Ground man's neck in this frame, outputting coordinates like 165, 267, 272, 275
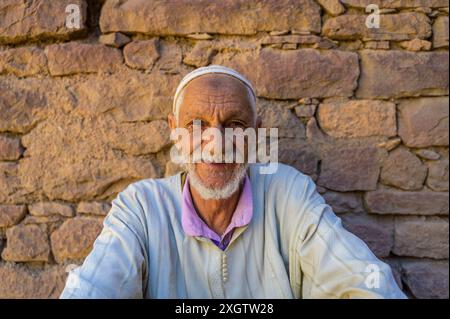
189, 182, 242, 236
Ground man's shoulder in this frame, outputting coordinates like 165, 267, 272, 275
106, 173, 183, 227
114, 173, 182, 206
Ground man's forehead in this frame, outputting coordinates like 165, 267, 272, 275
182, 73, 250, 96
182, 91, 249, 106
179, 74, 253, 115
179, 94, 252, 121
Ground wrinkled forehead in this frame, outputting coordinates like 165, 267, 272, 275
178, 74, 255, 120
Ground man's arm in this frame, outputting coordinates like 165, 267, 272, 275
60, 184, 148, 298
297, 206, 406, 298
282, 170, 406, 299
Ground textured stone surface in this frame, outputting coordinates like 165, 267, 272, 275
380, 147, 428, 190
415, 149, 441, 161
322, 191, 365, 214
342, 214, 393, 258
50, 217, 104, 263
107, 120, 172, 155
77, 201, 111, 216
377, 138, 402, 151
323, 13, 431, 41
400, 39, 432, 51
0, 47, 48, 76
22, 215, 64, 225
0, 263, 67, 298
0, 83, 48, 134
427, 159, 449, 192
184, 42, 218, 68
257, 100, 306, 138
294, 104, 316, 118
100, 0, 322, 35
278, 141, 319, 179
401, 260, 449, 299
153, 41, 184, 74
365, 187, 449, 215
317, 100, 396, 137
0, 205, 26, 228
365, 41, 390, 50
340, 0, 449, 8
124, 39, 160, 70
46, 43, 123, 76
0, 162, 20, 204
260, 48, 359, 98
357, 51, 449, 98
398, 97, 449, 148
19, 111, 160, 202
99, 32, 131, 48
29, 202, 75, 217
317, 146, 382, 191
261, 35, 322, 45
394, 217, 449, 259
0, 135, 22, 160
317, 0, 346, 16
433, 16, 449, 48
1, 224, 50, 262
69, 72, 180, 121
0, 0, 87, 44
257, 49, 359, 98
214, 48, 359, 99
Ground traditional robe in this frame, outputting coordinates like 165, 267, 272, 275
60, 163, 406, 299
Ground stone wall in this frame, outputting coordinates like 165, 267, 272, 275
0, 0, 448, 299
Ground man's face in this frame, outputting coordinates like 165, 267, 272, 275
169, 73, 259, 197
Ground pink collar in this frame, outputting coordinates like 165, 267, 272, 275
181, 174, 253, 249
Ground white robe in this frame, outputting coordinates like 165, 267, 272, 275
60, 163, 406, 299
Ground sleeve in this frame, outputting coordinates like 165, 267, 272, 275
290, 175, 406, 299
60, 184, 148, 299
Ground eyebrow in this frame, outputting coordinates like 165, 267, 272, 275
222, 108, 253, 123
181, 108, 253, 127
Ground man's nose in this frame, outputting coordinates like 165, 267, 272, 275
202, 124, 225, 142
201, 124, 227, 155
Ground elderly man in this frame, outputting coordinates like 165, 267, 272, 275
60, 65, 405, 299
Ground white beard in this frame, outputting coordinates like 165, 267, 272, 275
184, 163, 248, 200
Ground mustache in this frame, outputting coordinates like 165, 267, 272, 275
177, 149, 246, 164
201, 152, 225, 164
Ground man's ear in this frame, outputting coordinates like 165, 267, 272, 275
168, 113, 177, 130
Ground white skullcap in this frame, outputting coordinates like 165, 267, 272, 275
172, 65, 257, 118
